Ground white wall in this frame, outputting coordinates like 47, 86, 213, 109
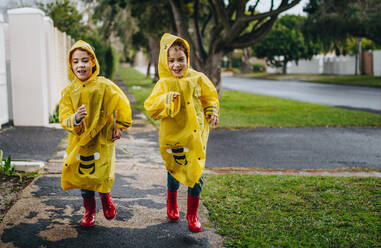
268, 54, 359, 75
8, 8, 49, 126
0, 14, 8, 127
288, 55, 323, 74
373, 50, 381, 76
44, 16, 56, 116
323, 55, 356, 75
4, 7, 73, 127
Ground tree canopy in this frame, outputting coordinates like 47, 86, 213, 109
303, 0, 381, 46
81, 0, 302, 91
38, 0, 87, 40
253, 15, 320, 74
168, 0, 301, 91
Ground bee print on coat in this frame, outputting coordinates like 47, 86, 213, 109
166, 147, 189, 166
76, 153, 100, 175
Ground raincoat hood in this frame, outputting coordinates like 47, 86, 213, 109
68, 40, 100, 83
158, 33, 190, 79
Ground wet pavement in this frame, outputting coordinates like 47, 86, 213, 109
0, 116, 224, 248
0, 126, 66, 162
206, 127, 381, 170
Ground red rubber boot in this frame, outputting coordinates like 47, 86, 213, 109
99, 193, 116, 220
186, 194, 202, 232
80, 197, 96, 227
167, 190, 180, 221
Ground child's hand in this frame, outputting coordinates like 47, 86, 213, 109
75, 104, 87, 122
112, 127, 123, 142
172, 92, 180, 101
206, 114, 218, 127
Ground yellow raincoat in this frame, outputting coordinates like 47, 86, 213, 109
144, 33, 219, 188
59, 40, 132, 193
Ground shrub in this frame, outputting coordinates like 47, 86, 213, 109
252, 63, 265, 72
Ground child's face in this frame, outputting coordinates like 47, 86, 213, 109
168, 47, 187, 77
71, 49, 92, 81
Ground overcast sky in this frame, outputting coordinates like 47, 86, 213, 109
0, 0, 309, 21
250, 0, 309, 16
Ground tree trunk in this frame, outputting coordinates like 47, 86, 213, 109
202, 52, 224, 94
282, 61, 287, 74
241, 48, 252, 74
146, 60, 151, 78
228, 53, 233, 71
147, 34, 160, 81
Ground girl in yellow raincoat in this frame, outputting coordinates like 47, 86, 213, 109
144, 33, 219, 232
59, 40, 132, 227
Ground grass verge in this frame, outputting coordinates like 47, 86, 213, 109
118, 65, 159, 126
240, 73, 381, 88
203, 174, 381, 248
219, 90, 381, 128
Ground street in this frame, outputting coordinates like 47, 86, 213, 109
206, 127, 381, 169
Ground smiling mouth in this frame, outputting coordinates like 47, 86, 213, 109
77, 69, 87, 74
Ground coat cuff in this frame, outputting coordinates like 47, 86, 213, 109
204, 106, 219, 117
72, 114, 84, 135
115, 120, 132, 129
166, 92, 181, 118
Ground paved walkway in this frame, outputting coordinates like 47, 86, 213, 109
0, 115, 224, 248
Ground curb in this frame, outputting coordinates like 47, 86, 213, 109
205, 168, 381, 178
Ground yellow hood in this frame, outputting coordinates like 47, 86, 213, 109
158, 33, 190, 79
68, 40, 100, 83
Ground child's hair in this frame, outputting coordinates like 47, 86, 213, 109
69, 47, 95, 63
169, 40, 188, 59
70, 47, 96, 74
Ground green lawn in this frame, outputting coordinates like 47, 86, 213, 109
203, 174, 381, 248
241, 73, 381, 88
118, 65, 158, 125
219, 90, 381, 128
118, 65, 154, 87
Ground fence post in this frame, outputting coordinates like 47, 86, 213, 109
8, 8, 49, 126
373, 50, 381, 76
0, 14, 9, 128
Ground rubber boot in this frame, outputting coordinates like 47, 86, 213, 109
99, 193, 116, 220
80, 197, 96, 227
186, 194, 202, 232
167, 190, 180, 221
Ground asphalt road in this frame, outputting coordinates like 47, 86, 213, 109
222, 76, 381, 113
0, 126, 67, 161
206, 127, 381, 169
2, 126, 380, 170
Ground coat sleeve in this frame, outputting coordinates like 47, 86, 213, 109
199, 74, 219, 117
144, 80, 181, 120
59, 88, 84, 135
108, 83, 132, 130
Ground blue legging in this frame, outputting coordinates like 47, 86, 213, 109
167, 172, 203, 197
81, 190, 95, 199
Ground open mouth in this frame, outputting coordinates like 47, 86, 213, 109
173, 69, 183, 74
77, 69, 87, 75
